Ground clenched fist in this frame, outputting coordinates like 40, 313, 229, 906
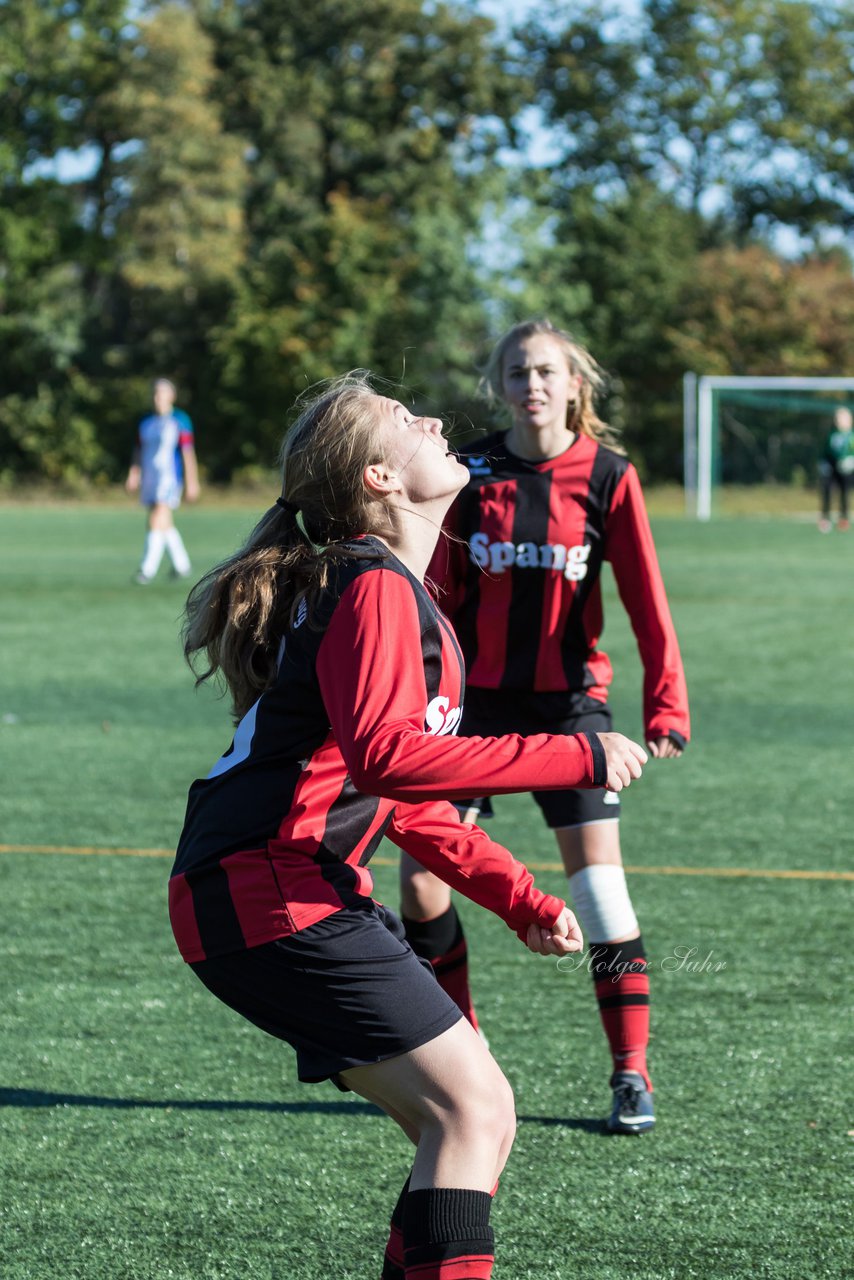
525, 906, 584, 956
596, 733, 648, 792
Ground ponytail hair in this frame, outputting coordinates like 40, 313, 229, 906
480, 318, 623, 452
183, 372, 391, 721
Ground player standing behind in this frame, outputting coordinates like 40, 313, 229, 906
401, 319, 690, 1135
169, 373, 647, 1279
817, 405, 854, 533
125, 377, 200, 583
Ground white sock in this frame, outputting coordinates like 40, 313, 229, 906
140, 531, 167, 579
568, 865, 639, 943
164, 527, 191, 574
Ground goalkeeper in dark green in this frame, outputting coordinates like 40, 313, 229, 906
818, 407, 854, 532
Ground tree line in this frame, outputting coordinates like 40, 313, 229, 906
2, 0, 853, 487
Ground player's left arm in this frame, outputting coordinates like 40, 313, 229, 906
605, 465, 690, 754
387, 799, 582, 953
177, 412, 200, 502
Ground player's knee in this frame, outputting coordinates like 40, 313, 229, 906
452, 1067, 516, 1149
400, 870, 451, 920
149, 505, 171, 531
483, 1074, 517, 1152
569, 863, 638, 941
497, 1080, 517, 1151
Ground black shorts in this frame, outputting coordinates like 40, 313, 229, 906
190, 901, 462, 1085
457, 687, 621, 830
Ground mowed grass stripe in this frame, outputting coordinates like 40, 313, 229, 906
1, 842, 851, 880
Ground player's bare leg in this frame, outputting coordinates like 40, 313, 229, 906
136, 501, 173, 583
342, 1019, 510, 1277
555, 820, 654, 1133
148, 500, 192, 578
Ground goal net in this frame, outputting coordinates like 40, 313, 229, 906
683, 375, 854, 519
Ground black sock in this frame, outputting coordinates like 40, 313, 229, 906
402, 906, 479, 1028
402, 1186, 494, 1278
381, 1175, 410, 1280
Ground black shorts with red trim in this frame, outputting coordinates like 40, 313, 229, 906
457, 687, 621, 830
189, 899, 463, 1085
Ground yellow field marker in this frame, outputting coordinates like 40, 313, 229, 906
0, 844, 851, 880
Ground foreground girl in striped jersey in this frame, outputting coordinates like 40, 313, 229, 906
170, 373, 647, 1279
402, 321, 690, 1135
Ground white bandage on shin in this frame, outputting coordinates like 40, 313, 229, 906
568, 864, 638, 943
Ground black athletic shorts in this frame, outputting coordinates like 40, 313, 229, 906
190, 899, 462, 1085
457, 687, 621, 830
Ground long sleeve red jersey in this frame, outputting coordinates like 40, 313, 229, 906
428, 433, 690, 744
169, 539, 608, 962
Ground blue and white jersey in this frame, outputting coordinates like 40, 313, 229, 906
138, 409, 194, 506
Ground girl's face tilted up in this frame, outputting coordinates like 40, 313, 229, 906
369, 397, 469, 507
501, 334, 582, 438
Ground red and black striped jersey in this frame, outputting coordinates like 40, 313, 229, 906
169, 539, 608, 962
428, 433, 690, 743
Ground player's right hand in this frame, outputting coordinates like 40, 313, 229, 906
596, 732, 647, 792
525, 907, 583, 956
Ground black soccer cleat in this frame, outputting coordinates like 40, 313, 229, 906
606, 1070, 655, 1134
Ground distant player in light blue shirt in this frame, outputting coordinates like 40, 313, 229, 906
126, 378, 201, 582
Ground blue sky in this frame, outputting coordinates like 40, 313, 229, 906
475, 0, 642, 30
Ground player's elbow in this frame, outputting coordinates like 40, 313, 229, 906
347, 758, 384, 796
347, 743, 396, 796
348, 737, 415, 798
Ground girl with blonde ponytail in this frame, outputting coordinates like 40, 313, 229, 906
402, 320, 690, 1137
169, 371, 646, 1278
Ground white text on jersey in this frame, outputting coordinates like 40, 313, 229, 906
424, 695, 462, 736
469, 532, 591, 581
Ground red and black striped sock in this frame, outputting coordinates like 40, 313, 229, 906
402, 906, 479, 1031
402, 1187, 494, 1279
589, 936, 652, 1088
381, 1176, 411, 1280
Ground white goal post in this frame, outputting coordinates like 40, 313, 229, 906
684, 374, 854, 520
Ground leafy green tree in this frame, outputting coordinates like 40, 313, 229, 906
0, 2, 249, 482
0, 0, 128, 482
87, 4, 249, 473
10, 0, 850, 488
669, 244, 854, 376
500, 0, 854, 479
522, 0, 854, 245
198, 0, 521, 471
108, 6, 247, 296
488, 176, 702, 478
558, 182, 702, 479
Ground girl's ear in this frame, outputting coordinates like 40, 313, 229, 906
364, 461, 402, 497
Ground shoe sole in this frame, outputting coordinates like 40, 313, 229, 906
606, 1117, 655, 1134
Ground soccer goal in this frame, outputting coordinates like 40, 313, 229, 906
683, 374, 854, 519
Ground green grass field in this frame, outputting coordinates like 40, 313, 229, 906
1, 500, 851, 1279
